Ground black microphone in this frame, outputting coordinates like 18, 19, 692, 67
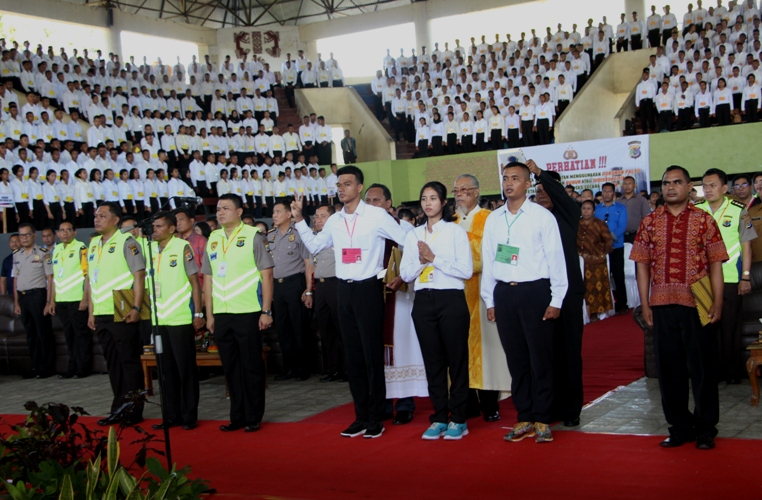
172, 196, 204, 204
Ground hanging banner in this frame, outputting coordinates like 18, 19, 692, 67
496, 135, 650, 196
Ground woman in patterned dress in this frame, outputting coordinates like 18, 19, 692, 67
577, 200, 614, 320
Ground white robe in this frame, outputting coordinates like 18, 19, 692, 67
384, 288, 429, 399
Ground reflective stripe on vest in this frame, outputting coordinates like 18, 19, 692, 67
88, 232, 134, 316
52, 240, 86, 302
150, 237, 193, 326
206, 223, 262, 314
697, 197, 742, 283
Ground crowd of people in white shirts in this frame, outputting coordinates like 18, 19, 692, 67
371, 0, 762, 155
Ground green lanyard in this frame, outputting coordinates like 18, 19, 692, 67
503, 210, 523, 244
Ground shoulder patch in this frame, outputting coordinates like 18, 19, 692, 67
731, 199, 746, 209
184, 247, 194, 262
128, 243, 140, 256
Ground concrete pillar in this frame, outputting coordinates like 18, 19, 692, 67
412, 2, 431, 54
107, 10, 123, 60
625, 0, 647, 19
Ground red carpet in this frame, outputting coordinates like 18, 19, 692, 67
7, 315, 755, 498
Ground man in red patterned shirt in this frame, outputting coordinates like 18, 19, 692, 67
176, 209, 207, 290
630, 165, 727, 451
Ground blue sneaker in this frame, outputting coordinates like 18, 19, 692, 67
422, 422, 448, 440
443, 422, 469, 440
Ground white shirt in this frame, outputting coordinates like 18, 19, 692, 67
399, 220, 473, 291
295, 200, 407, 281
480, 199, 568, 309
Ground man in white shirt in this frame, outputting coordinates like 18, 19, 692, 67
481, 162, 567, 444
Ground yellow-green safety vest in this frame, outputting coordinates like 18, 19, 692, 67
149, 236, 193, 326
88, 231, 135, 316
52, 240, 87, 302
697, 197, 743, 283
206, 222, 262, 314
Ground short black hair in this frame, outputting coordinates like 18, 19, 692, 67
218, 193, 243, 210
502, 161, 531, 180
366, 183, 392, 203
397, 207, 415, 221
663, 165, 691, 183
101, 201, 122, 219
154, 211, 177, 228
18, 222, 35, 234
336, 165, 364, 185
317, 204, 336, 215
703, 168, 728, 185
601, 182, 616, 191
733, 173, 752, 186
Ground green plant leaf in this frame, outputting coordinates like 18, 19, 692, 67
59, 474, 74, 500
118, 467, 138, 495
86, 456, 101, 500
150, 473, 176, 500
107, 426, 120, 477
145, 457, 167, 481
104, 472, 121, 500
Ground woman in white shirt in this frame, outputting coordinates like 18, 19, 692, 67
414, 117, 432, 158
488, 105, 505, 151
26, 166, 45, 230
10, 164, 31, 229
57, 169, 77, 223
144, 168, 160, 213
505, 106, 521, 148
249, 169, 263, 219
42, 169, 63, 230
459, 112, 474, 153
473, 110, 489, 151
240, 168, 254, 217
399, 180, 473, 441
90, 169, 105, 207
519, 95, 536, 146
117, 168, 134, 215
156, 168, 169, 208
0, 168, 11, 229
129, 168, 146, 220
73, 167, 95, 227
430, 113, 445, 156
167, 166, 192, 209
713, 77, 734, 125
261, 168, 273, 217
216, 168, 231, 196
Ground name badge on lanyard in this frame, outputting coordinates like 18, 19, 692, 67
217, 261, 228, 277
342, 248, 361, 264
496, 243, 520, 265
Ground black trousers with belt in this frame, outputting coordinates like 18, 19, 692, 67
411, 289, 470, 424
95, 315, 144, 416
337, 277, 386, 423
57, 300, 92, 376
521, 121, 534, 146
214, 312, 265, 425
536, 118, 551, 145
273, 273, 308, 376
158, 324, 200, 426
550, 292, 584, 422
648, 29, 661, 48
494, 279, 554, 424
19, 288, 54, 374
609, 246, 628, 312
745, 99, 759, 122
314, 277, 343, 375
652, 305, 718, 440
630, 34, 643, 50
719, 282, 744, 381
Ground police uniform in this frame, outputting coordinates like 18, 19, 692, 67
13, 244, 54, 376
313, 243, 344, 380
52, 239, 91, 378
696, 197, 757, 382
149, 236, 200, 427
201, 223, 274, 428
88, 231, 147, 418
267, 225, 312, 379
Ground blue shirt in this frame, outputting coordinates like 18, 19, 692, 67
1, 254, 15, 295
594, 201, 628, 249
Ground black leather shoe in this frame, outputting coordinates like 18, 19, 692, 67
564, 418, 581, 427
660, 435, 694, 448
393, 410, 414, 425
151, 422, 179, 430
182, 423, 198, 430
244, 423, 261, 433
220, 422, 244, 432
275, 371, 294, 381
59, 372, 75, 379
483, 411, 501, 423
97, 415, 119, 426
320, 372, 340, 382
696, 436, 715, 450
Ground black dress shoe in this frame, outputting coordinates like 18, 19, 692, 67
220, 422, 244, 432
244, 423, 261, 433
275, 371, 294, 381
182, 422, 198, 430
660, 435, 694, 448
320, 372, 340, 382
696, 436, 715, 450
564, 418, 581, 427
151, 421, 179, 430
59, 372, 75, 379
483, 411, 501, 423
97, 415, 118, 426
393, 410, 414, 425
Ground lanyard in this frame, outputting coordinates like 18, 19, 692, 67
344, 213, 359, 247
422, 224, 441, 244
503, 210, 523, 244
220, 223, 244, 257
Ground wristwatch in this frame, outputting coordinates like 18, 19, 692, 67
305, 292, 313, 296
132, 306, 142, 313
743, 271, 751, 276
194, 312, 204, 318
262, 310, 273, 316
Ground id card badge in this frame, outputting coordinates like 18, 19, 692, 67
342, 248, 362, 264
58, 267, 64, 278
496, 243, 520, 266
92, 268, 99, 283
419, 265, 435, 283
217, 262, 228, 277
154, 282, 162, 298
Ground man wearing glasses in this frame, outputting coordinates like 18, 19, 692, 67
12, 223, 55, 379
594, 182, 629, 314
731, 174, 755, 209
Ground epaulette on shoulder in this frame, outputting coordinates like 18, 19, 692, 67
730, 199, 746, 209
267, 227, 276, 233
694, 199, 708, 206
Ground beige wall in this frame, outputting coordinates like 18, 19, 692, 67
295, 88, 395, 162
555, 49, 654, 143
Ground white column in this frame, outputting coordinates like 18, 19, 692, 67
625, 0, 647, 19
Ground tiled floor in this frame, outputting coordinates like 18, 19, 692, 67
1, 372, 760, 439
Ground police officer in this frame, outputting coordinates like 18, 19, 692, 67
13, 222, 55, 379
696, 168, 757, 384
268, 199, 313, 381
87, 202, 147, 426
202, 193, 274, 432
50, 220, 91, 379
148, 212, 204, 431
313, 204, 345, 382
120, 216, 152, 346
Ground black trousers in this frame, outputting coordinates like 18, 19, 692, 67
652, 305, 719, 440
214, 312, 265, 425
609, 246, 628, 312
490, 129, 503, 150
95, 315, 144, 416
648, 29, 661, 48
577, 73, 587, 89
550, 292, 584, 422
616, 38, 629, 52
661, 29, 672, 46
719, 282, 744, 381
79, 202, 94, 228
158, 324, 199, 426
466, 389, 499, 416
716, 103, 731, 125
57, 301, 92, 375
475, 132, 486, 151
461, 135, 473, 153
411, 289, 470, 424
507, 128, 520, 148
698, 107, 711, 128
558, 100, 570, 116
415, 139, 429, 158
63, 202, 76, 225
337, 278, 386, 422
19, 288, 54, 374
631, 34, 643, 50
494, 279, 554, 424
14, 202, 30, 229
315, 277, 343, 374
521, 121, 534, 146
536, 118, 551, 145
745, 100, 759, 122
393, 113, 405, 141
48, 203, 63, 231
658, 110, 673, 131
430, 136, 443, 156
273, 273, 308, 375
446, 133, 458, 155
676, 108, 693, 130
135, 200, 146, 222
32, 199, 46, 231
285, 84, 295, 108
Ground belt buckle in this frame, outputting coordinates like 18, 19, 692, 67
509, 282, 518, 286
277, 278, 284, 283
319, 278, 325, 283
347, 280, 354, 284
